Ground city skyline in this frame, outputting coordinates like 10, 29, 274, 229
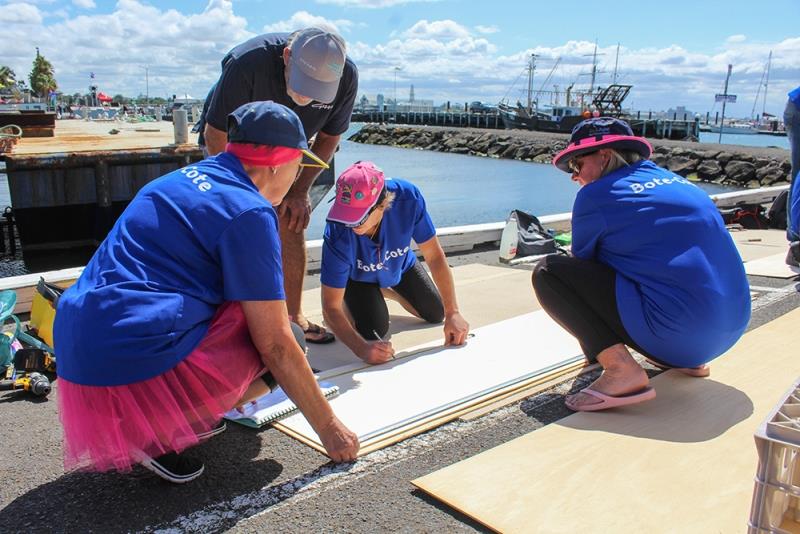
1, 0, 798, 116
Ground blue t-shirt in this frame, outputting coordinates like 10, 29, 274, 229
321, 179, 436, 288
54, 153, 285, 386
571, 160, 750, 367
789, 86, 800, 105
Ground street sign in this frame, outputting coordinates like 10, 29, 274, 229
715, 94, 737, 103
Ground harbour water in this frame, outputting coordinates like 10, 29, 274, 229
305, 125, 739, 239
0, 124, 745, 248
698, 131, 789, 150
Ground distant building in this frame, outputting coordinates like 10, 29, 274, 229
356, 93, 433, 113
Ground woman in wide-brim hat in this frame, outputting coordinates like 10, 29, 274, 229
533, 117, 750, 412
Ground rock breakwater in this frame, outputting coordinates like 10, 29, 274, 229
349, 124, 792, 188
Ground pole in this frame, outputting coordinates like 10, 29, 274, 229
612, 42, 620, 84
145, 67, 149, 108
763, 50, 771, 118
393, 66, 400, 119
718, 64, 732, 144
526, 54, 536, 113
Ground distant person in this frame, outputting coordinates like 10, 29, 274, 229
201, 28, 359, 345
532, 117, 750, 412
784, 85, 800, 266
193, 83, 216, 156
55, 101, 359, 483
320, 161, 469, 364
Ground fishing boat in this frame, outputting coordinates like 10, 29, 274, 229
497, 48, 696, 140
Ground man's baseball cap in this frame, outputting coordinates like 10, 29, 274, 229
327, 161, 386, 227
287, 28, 346, 104
226, 101, 328, 168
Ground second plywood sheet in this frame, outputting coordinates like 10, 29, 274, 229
412, 308, 800, 534
276, 310, 583, 453
745, 252, 800, 278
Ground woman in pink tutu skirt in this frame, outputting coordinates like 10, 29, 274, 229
54, 101, 359, 483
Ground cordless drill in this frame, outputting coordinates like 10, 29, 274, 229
0, 372, 51, 397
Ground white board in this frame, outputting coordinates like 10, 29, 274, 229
277, 310, 583, 449
745, 252, 800, 278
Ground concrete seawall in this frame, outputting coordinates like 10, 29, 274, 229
349, 124, 792, 188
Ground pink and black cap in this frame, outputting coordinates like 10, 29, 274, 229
327, 161, 386, 227
552, 117, 652, 172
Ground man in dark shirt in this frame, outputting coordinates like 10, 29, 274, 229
202, 28, 358, 343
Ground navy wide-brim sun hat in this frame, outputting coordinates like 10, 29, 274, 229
552, 117, 653, 172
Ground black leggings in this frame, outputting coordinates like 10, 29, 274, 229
531, 254, 657, 364
345, 261, 445, 340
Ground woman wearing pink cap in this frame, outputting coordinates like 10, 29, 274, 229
533, 117, 749, 412
54, 101, 358, 483
320, 161, 470, 364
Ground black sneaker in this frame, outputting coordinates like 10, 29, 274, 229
196, 420, 226, 441
142, 452, 204, 484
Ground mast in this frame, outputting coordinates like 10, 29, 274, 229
612, 42, 620, 84
719, 64, 732, 144
589, 41, 598, 95
526, 54, 537, 113
763, 50, 772, 118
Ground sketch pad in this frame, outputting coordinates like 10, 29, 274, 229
412, 308, 800, 534
274, 310, 584, 455
224, 382, 339, 428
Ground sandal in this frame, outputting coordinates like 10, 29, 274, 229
645, 358, 710, 378
302, 321, 336, 344
565, 386, 656, 412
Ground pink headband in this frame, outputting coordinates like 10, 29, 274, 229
225, 143, 302, 167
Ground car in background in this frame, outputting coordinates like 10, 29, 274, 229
469, 101, 497, 114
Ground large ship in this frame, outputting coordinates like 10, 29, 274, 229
498, 50, 698, 140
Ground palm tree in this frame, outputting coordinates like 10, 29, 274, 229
0, 66, 16, 90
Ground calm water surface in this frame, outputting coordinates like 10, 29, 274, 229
0, 125, 751, 243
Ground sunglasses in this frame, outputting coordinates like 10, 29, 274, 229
344, 187, 388, 228
299, 149, 330, 169
567, 151, 598, 174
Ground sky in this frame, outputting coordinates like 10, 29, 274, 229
1, 0, 799, 117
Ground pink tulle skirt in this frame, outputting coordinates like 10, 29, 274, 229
58, 301, 266, 473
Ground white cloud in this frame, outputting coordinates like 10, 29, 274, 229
726, 34, 747, 43
401, 19, 471, 39
474, 25, 499, 34
2, 7, 797, 114
315, 0, 440, 7
0, 3, 43, 25
262, 10, 354, 35
72, 0, 95, 8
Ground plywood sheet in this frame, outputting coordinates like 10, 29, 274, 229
412, 308, 800, 534
276, 310, 583, 454
732, 229, 790, 263
745, 252, 800, 278
302, 263, 539, 372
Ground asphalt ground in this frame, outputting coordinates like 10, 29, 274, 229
0, 246, 797, 533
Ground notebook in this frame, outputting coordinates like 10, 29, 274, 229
224, 381, 339, 428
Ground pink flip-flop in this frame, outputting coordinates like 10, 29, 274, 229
565, 386, 656, 412
645, 358, 711, 378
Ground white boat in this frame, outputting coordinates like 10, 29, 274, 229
706, 121, 759, 135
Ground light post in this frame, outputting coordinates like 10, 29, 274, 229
141, 66, 149, 109
393, 66, 401, 120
